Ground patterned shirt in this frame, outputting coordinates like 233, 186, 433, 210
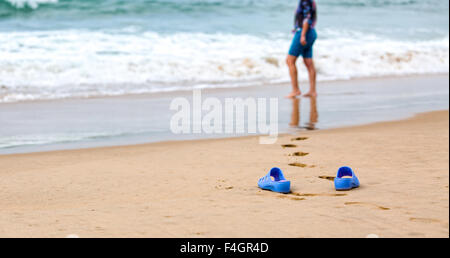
295, 0, 317, 30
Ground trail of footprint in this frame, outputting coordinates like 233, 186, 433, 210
282, 144, 297, 148
291, 137, 309, 141
345, 202, 390, 210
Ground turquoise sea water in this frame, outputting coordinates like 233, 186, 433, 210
1, 0, 448, 39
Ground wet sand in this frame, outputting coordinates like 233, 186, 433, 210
0, 110, 448, 238
1, 74, 448, 154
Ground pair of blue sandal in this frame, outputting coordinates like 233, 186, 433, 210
258, 166, 360, 193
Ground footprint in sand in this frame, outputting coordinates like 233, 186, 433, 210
344, 202, 390, 210
289, 162, 308, 168
318, 176, 335, 181
408, 232, 426, 237
277, 195, 305, 201
291, 137, 309, 141
282, 144, 297, 148
276, 192, 346, 201
291, 192, 347, 197
409, 217, 441, 224
289, 152, 309, 157
289, 163, 316, 168
215, 185, 234, 190
215, 180, 234, 190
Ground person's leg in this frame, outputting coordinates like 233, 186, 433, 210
303, 58, 317, 97
286, 30, 302, 98
286, 55, 301, 98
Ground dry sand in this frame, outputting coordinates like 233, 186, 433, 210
0, 110, 448, 238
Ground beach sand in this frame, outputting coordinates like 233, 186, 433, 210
0, 110, 448, 238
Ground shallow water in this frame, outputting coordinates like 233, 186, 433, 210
0, 75, 448, 154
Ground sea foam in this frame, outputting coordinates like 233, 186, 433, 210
5, 0, 58, 9
0, 29, 448, 103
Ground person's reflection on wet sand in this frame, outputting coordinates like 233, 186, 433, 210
289, 97, 301, 128
288, 96, 318, 130
305, 96, 318, 130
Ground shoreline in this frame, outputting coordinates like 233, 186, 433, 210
1, 109, 448, 157
0, 74, 449, 155
0, 110, 448, 237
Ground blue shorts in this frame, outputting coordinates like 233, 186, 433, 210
288, 28, 317, 59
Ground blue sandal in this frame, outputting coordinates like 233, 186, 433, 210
258, 167, 291, 193
334, 166, 360, 191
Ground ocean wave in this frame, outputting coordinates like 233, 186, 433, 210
3, 0, 445, 11
0, 130, 137, 149
325, 0, 418, 7
4, 0, 58, 9
0, 29, 448, 103
1, 0, 289, 13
